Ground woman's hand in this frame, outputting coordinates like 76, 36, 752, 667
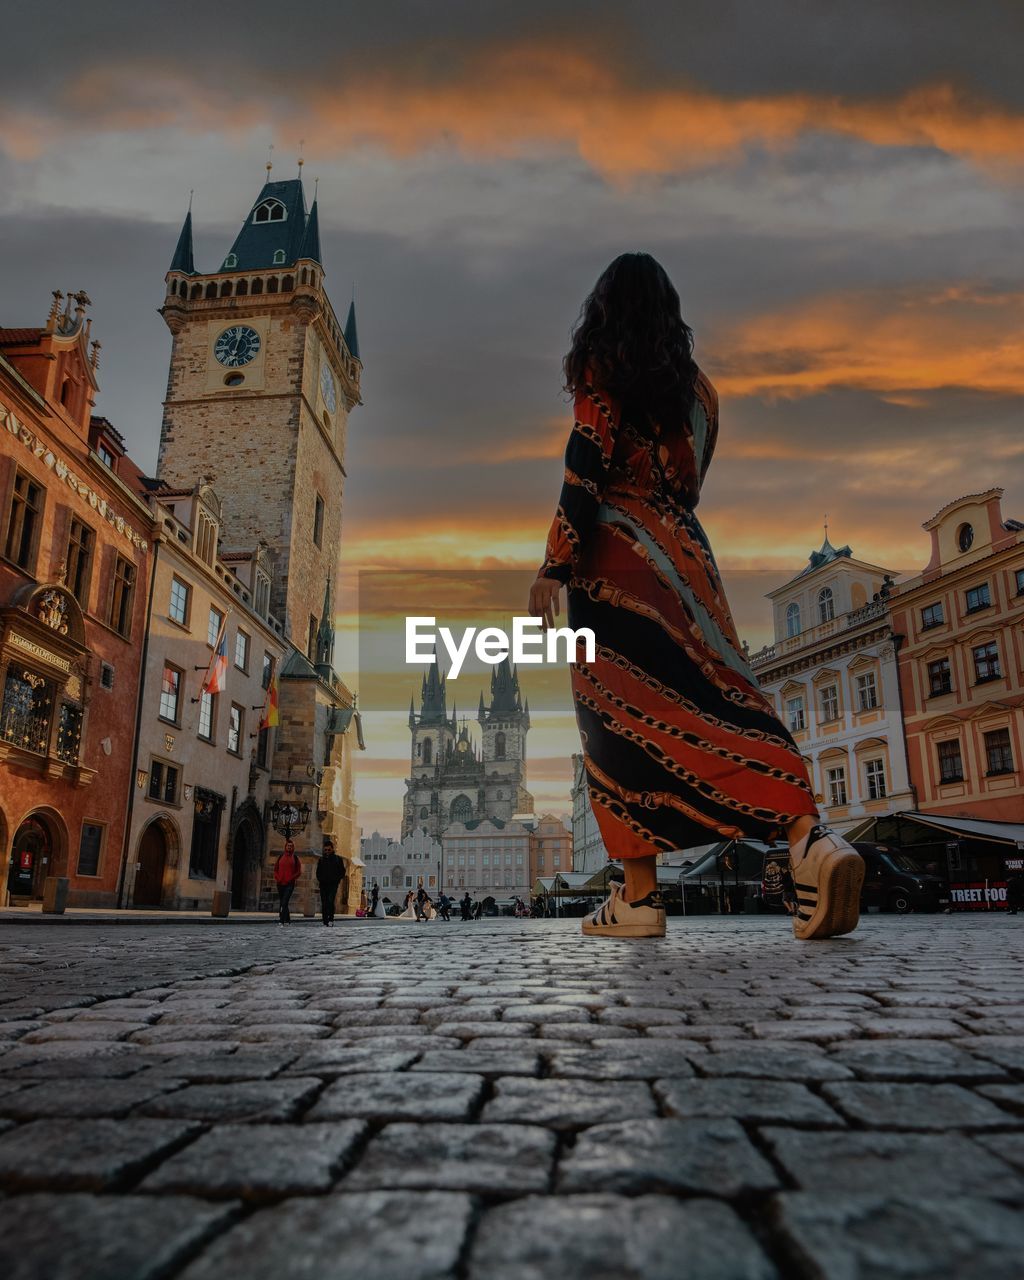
528, 576, 562, 630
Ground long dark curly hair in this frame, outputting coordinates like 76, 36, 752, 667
564, 252, 698, 435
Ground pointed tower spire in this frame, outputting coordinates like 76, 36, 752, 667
299, 198, 322, 264
344, 298, 360, 361
315, 575, 335, 677
477, 690, 486, 722
420, 661, 448, 724
408, 694, 416, 728
169, 205, 195, 275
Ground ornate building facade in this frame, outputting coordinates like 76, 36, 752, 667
155, 173, 365, 907
402, 657, 533, 840
888, 489, 1024, 822
361, 827, 442, 903
0, 294, 156, 906
748, 536, 914, 832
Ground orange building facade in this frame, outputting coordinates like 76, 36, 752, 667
0, 292, 155, 907
888, 489, 1024, 823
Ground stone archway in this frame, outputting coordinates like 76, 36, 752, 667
230, 808, 264, 911
8, 811, 66, 902
133, 817, 178, 908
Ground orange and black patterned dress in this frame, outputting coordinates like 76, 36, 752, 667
539, 370, 817, 860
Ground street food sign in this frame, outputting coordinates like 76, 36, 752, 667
948, 881, 1008, 910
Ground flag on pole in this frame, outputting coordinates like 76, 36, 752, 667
202, 616, 229, 696
260, 670, 280, 730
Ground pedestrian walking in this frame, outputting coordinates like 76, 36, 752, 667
316, 838, 345, 927
415, 884, 429, 921
529, 253, 864, 940
460, 892, 472, 921
273, 839, 302, 925
438, 893, 451, 921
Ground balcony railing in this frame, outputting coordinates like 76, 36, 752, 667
749, 598, 887, 671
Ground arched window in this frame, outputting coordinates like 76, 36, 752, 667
219, 281, 233, 297
236, 279, 248, 297
251, 278, 263, 296
272, 249, 286, 265
267, 277, 279, 293
786, 603, 801, 638
300, 268, 309, 285
419, 806, 428, 819
818, 587, 835, 623
422, 739, 432, 765
190, 284, 202, 301
205, 282, 217, 299
178, 280, 188, 297
253, 200, 286, 224
282, 275, 294, 291
450, 794, 472, 824
494, 731, 506, 759
223, 253, 238, 269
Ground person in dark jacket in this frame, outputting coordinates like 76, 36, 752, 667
460, 892, 472, 921
316, 839, 346, 927
274, 840, 303, 924
1007, 873, 1024, 916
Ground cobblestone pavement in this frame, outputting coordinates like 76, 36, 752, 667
1, 914, 1023, 1279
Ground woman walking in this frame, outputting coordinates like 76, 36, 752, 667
273, 839, 303, 925
529, 253, 863, 941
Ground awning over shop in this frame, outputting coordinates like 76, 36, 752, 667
846, 811, 1024, 849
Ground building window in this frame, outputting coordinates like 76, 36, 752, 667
495, 731, 506, 759
77, 823, 105, 877
234, 629, 250, 672
786, 697, 805, 732
169, 577, 190, 625
553, 855, 561, 869
195, 509, 217, 566
313, 494, 325, 548
957, 523, 974, 553
207, 606, 224, 648
256, 726, 270, 768
148, 759, 180, 804
516, 852, 523, 865
1016, 568, 1024, 596
97, 443, 114, 468
108, 555, 135, 638
56, 703, 82, 764
972, 641, 1002, 683
785, 602, 801, 638
254, 572, 270, 618
273, 249, 287, 265
422, 739, 432, 765
159, 663, 182, 723
307, 615, 317, 661
855, 671, 878, 712
223, 253, 238, 268
254, 199, 286, 223
3, 471, 44, 572
262, 651, 275, 690
188, 790, 223, 879
928, 658, 952, 697
820, 684, 840, 722
1, 669, 54, 755
198, 690, 216, 742
937, 739, 964, 784
818, 587, 835, 624
965, 583, 991, 614
227, 704, 243, 755
865, 758, 887, 800
921, 602, 944, 630
984, 728, 1014, 776
826, 765, 848, 807
65, 518, 94, 607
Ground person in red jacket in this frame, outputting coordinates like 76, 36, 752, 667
274, 839, 303, 924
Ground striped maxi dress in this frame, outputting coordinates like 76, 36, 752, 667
539, 370, 818, 860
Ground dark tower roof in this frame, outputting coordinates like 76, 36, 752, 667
419, 663, 448, 724
488, 656, 523, 717
344, 300, 360, 361
298, 198, 322, 264
169, 208, 195, 275
224, 178, 313, 271
315, 576, 335, 678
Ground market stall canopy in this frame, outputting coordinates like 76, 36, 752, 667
846, 811, 1024, 848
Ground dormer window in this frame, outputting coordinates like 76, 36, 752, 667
253, 200, 286, 224
272, 249, 286, 265
223, 253, 238, 269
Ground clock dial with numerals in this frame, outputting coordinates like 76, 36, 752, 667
320, 363, 337, 414
214, 325, 261, 368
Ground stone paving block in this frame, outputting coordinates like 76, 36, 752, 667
762, 1127, 1024, 1198
20, 1022, 150, 1043
306, 1071, 484, 1123
0, 1192, 238, 1280
178, 1190, 474, 1280
655, 1077, 841, 1125
0, 1077, 183, 1120
137, 1078, 322, 1123
976, 1084, 1024, 1116
860, 1016, 967, 1039
413, 1048, 542, 1076
974, 1132, 1024, 1175
291, 1045, 420, 1076
749, 1019, 860, 1041
482, 1077, 655, 1129
0, 1042, 141, 1068
821, 1082, 1019, 1131
558, 1118, 779, 1196
421, 1020, 529, 1041
829, 1040, 1007, 1082
698, 1047, 854, 1081
0, 1118, 200, 1190
598, 1006, 689, 1027
0, 1021, 49, 1038
536, 1023, 638, 1041
129, 1024, 242, 1044
135, 1050, 299, 1082
134, 1040, 242, 1057
500, 1004, 591, 1023
468, 1194, 777, 1280
654, 1024, 750, 1041
547, 1044, 696, 1080
142, 1121, 366, 1199
771, 1192, 1024, 1280
346, 1122, 556, 1193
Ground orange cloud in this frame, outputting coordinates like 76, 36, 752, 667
13, 47, 1024, 179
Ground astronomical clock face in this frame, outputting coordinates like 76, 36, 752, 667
319, 363, 337, 414
214, 325, 261, 367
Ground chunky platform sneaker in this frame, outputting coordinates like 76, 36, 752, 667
582, 882, 666, 938
790, 824, 865, 940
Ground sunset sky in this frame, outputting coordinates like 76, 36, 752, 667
3, 1, 1023, 833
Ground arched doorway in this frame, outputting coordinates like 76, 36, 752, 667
9, 814, 60, 901
230, 814, 263, 911
134, 820, 170, 907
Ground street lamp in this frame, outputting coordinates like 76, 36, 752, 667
270, 799, 311, 840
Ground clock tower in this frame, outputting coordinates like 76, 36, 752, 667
157, 173, 361, 642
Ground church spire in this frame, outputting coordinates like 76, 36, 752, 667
169, 205, 195, 275
489, 654, 523, 717
344, 299, 360, 361
314, 575, 335, 677
419, 661, 448, 724
298, 198, 322, 264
